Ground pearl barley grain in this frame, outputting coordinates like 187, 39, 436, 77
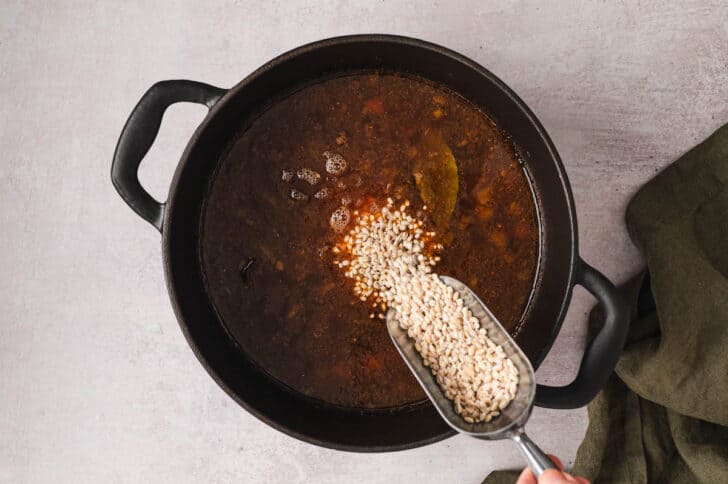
335, 199, 519, 423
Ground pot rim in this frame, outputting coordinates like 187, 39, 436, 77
161, 34, 578, 451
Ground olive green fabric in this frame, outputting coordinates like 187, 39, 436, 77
484, 123, 728, 483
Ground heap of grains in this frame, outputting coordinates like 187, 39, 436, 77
334, 199, 519, 423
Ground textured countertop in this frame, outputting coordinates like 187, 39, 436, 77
1, 1, 727, 482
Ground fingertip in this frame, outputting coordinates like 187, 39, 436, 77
539, 469, 572, 483
547, 454, 564, 470
515, 467, 537, 484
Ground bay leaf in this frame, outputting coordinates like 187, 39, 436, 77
413, 129, 459, 228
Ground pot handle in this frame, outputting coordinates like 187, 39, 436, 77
111, 80, 227, 232
535, 258, 630, 408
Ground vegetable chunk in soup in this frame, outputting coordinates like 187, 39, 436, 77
201, 73, 539, 409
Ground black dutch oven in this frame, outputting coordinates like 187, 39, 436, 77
112, 35, 629, 451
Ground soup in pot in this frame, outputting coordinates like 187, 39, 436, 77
201, 73, 539, 409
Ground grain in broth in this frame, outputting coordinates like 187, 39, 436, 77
201, 73, 538, 409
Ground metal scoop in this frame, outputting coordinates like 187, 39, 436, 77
386, 275, 557, 477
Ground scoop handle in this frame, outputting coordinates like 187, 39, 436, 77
510, 429, 558, 477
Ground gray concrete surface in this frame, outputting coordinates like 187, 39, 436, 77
1, 1, 727, 482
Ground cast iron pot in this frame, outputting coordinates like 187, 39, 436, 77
111, 35, 629, 451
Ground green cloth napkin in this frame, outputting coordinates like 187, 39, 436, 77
484, 123, 728, 483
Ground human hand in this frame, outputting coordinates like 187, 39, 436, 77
515, 455, 589, 484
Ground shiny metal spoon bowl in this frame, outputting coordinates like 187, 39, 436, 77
386, 275, 557, 477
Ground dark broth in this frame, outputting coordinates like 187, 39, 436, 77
201, 73, 539, 409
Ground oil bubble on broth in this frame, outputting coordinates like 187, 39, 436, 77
324, 151, 348, 176
330, 206, 351, 232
